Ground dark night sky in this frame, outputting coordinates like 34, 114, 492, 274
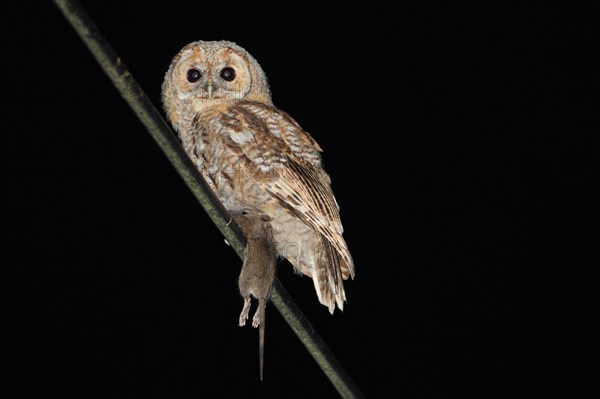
10, 2, 593, 398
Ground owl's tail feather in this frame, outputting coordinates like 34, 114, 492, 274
311, 237, 348, 314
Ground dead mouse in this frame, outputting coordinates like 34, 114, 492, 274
231, 209, 277, 381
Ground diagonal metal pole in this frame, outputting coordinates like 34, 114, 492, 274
52, 1, 364, 398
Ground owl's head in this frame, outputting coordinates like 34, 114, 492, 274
162, 40, 271, 129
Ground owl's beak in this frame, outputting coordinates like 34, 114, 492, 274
205, 81, 215, 98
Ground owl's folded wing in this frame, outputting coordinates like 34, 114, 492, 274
218, 101, 355, 283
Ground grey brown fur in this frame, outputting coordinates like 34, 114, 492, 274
231, 210, 277, 381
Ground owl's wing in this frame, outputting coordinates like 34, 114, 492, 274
218, 101, 354, 312
271, 159, 355, 312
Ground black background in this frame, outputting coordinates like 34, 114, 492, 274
10, 2, 593, 398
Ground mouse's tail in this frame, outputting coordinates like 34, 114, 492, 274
258, 298, 266, 381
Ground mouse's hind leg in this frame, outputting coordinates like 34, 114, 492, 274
238, 296, 252, 326
252, 306, 262, 328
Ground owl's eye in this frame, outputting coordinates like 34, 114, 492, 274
220, 67, 236, 81
186, 68, 202, 83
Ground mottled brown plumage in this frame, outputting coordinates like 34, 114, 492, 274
162, 40, 354, 313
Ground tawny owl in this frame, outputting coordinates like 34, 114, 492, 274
162, 40, 354, 313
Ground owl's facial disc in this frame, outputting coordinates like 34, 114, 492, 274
178, 47, 252, 103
